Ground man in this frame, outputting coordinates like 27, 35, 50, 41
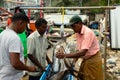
27, 18, 52, 80
56, 15, 104, 80
0, 13, 36, 80
14, 6, 28, 61
6, 9, 28, 65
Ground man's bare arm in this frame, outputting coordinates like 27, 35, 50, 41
10, 53, 36, 72
28, 54, 45, 72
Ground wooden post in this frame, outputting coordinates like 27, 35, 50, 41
103, 9, 108, 80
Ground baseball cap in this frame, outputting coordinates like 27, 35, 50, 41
69, 15, 82, 27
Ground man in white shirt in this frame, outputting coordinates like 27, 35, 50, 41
27, 18, 52, 80
0, 13, 36, 80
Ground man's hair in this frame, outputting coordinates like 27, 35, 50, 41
14, 6, 20, 13
35, 18, 47, 28
14, 6, 26, 15
11, 13, 29, 23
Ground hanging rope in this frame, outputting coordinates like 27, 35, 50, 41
62, 7, 65, 24
60, 7, 65, 38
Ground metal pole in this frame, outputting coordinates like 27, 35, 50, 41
49, 0, 51, 7
103, 9, 108, 80
108, 0, 110, 6
81, 0, 83, 7
20, 6, 115, 10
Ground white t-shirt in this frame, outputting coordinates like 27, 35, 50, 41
0, 28, 24, 80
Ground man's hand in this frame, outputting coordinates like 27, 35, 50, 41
41, 67, 45, 72
56, 52, 64, 59
28, 66, 37, 72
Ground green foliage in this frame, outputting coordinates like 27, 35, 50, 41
55, 0, 73, 7
100, 0, 108, 6
81, 0, 104, 13
53, 0, 107, 13
0, 0, 4, 7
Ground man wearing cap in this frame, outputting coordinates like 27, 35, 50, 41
56, 15, 104, 80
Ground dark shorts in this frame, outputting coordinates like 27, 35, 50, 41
29, 75, 41, 80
